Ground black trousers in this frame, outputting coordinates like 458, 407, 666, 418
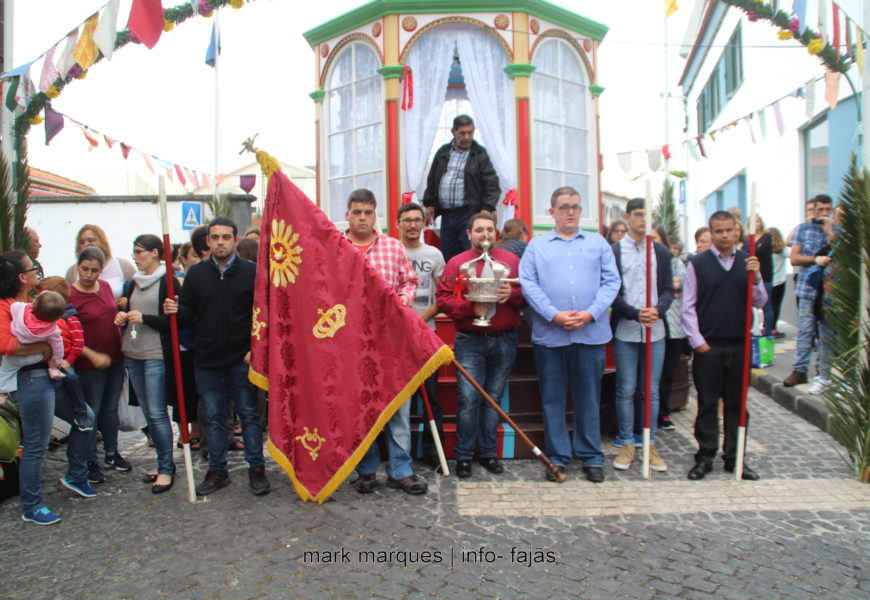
771, 283, 786, 331
691, 344, 749, 465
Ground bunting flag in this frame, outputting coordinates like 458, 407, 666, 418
190, 170, 201, 188
745, 118, 756, 144
248, 152, 453, 503
216, 174, 228, 187
856, 26, 865, 75
103, 135, 116, 148
184, 167, 197, 187
240, 174, 256, 193
175, 164, 187, 185
696, 136, 706, 158
120, 142, 131, 159
845, 17, 852, 59
793, 0, 807, 35
72, 13, 100, 71
205, 22, 221, 67
4, 77, 19, 112
618, 151, 633, 173
688, 139, 701, 161
665, 0, 678, 17
127, 0, 164, 50
76, 123, 99, 149
56, 30, 80, 79
772, 102, 785, 136
661, 144, 671, 160
38, 44, 59, 92
818, 0, 827, 41
758, 108, 768, 138
647, 148, 661, 172
44, 107, 64, 145
805, 78, 816, 118
94, 0, 121, 61
201, 173, 211, 189
142, 152, 155, 173
825, 69, 840, 109
831, 3, 840, 50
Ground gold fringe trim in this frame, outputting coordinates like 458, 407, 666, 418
248, 366, 270, 391
268, 344, 454, 503
256, 150, 281, 181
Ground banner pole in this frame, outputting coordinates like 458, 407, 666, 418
735, 185, 758, 480
419, 383, 449, 476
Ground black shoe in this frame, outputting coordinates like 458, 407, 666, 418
355, 473, 378, 494
248, 467, 271, 496
386, 474, 428, 495
455, 460, 472, 478
724, 463, 760, 480
583, 466, 605, 483
196, 469, 230, 495
87, 461, 105, 484
659, 417, 675, 431
688, 461, 713, 480
478, 457, 504, 474
152, 475, 174, 494
546, 466, 567, 482
104, 453, 132, 471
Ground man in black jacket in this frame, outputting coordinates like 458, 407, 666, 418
164, 216, 270, 496
423, 114, 500, 263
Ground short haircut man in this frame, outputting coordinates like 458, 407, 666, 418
681, 209, 767, 480
190, 225, 210, 260
436, 212, 525, 479
423, 114, 500, 263
519, 187, 620, 483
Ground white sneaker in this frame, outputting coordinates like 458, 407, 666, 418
808, 376, 830, 396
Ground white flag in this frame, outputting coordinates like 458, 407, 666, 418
94, 0, 121, 61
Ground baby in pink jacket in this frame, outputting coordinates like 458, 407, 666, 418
10, 291, 67, 380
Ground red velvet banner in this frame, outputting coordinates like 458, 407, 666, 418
249, 165, 453, 503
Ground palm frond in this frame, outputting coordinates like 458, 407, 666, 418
654, 178, 681, 240
0, 150, 15, 252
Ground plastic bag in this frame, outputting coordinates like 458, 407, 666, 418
117, 376, 146, 432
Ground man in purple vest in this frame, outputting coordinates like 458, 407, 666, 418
681, 211, 767, 481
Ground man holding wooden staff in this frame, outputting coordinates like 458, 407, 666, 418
681, 210, 766, 481
519, 187, 620, 483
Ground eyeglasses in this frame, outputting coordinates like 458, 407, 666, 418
399, 217, 424, 224
611, 228, 627, 234
132, 248, 149, 255
555, 205, 581, 213
21, 266, 38, 273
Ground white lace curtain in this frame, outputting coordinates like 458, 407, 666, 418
401, 26, 516, 227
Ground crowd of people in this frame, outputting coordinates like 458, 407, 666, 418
3, 115, 833, 523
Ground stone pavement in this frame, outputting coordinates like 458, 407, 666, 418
1, 386, 868, 600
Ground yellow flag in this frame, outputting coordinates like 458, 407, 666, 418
666, 0, 679, 17
856, 26, 865, 78
72, 13, 100, 70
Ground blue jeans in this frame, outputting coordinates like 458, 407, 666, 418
761, 282, 775, 337
613, 338, 665, 446
793, 296, 817, 374
438, 208, 472, 264
817, 317, 833, 379
79, 360, 126, 462
15, 369, 55, 513
54, 377, 93, 486
453, 330, 517, 461
357, 400, 413, 480
533, 343, 606, 466
195, 363, 265, 471
127, 359, 174, 475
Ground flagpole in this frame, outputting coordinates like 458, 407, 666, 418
642, 179, 653, 480
213, 10, 221, 209
158, 176, 197, 503
735, 183, 757, 481
2, 0, 15, 203
419, 383, 449, 476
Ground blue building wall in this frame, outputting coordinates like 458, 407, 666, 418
826, 96, 861, 200
704, 172, 746, 219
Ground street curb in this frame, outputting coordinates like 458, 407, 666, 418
751, 369, 832, 435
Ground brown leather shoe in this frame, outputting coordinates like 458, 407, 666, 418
783, 371, 807, 387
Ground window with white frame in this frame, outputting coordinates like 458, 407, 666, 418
326, 42, 385, 219
531, 38, 590, 220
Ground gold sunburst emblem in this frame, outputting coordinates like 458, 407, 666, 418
270, 219, 303, 287
312, 304, 346, 339
295, 427, 326, 461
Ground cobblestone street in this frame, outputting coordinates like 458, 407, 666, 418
2, 388, 868, 599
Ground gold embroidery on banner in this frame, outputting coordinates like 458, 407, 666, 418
295, 427, 326, 461
270, 219, 303, 287
251, 307, 266, 340
313, 304, 346, 339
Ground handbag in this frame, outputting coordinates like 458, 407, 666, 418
0, 398, 22, 463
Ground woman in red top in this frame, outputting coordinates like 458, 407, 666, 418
69, 246, 130, 484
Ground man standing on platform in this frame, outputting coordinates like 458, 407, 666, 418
681, 210, 766, 481
345, 190, 427, 495
423, 115, 500, 263
519, 187, 620, 483
165, 216, 271, 497
436, 212, 524, 478
610, 198, 673, 473
397, 203, 446, 467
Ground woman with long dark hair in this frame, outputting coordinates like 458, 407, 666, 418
115, 235, 180, 493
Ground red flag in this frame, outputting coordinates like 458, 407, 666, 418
832, 3, 840, 50
248, 155, 452, 503
127, 0, 164, 50
174, 164, 186, 185
120, 142, 131, 159
661, 144, 671, 160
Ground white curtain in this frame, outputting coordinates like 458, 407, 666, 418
401, 32, 455, 200
455, 29, 517, 228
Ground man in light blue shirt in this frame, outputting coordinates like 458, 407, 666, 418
519, 186, 620, 483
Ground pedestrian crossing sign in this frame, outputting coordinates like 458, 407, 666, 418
182, 201, 202, 230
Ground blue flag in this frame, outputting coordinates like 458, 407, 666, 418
205, 22, 221, 67
792, 0, 807, 34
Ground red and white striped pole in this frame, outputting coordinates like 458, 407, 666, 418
642, 179, 654, 479
735, 183, 758, 481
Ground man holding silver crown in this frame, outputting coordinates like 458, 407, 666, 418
436, 212, 524, 479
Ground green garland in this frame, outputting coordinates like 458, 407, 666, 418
12, 0, 245, 141
720, 0, 853, 74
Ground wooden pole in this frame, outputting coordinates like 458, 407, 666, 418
735, 183, 758, 480
419, 383, 448, 476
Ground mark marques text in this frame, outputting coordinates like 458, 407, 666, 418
302, 546, 557, 568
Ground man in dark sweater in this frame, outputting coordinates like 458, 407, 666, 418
164, 217, 270, 496
681, 211, 767, 481
423, 115, 500, 263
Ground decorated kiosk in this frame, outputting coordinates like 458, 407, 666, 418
304, 0, 607, 236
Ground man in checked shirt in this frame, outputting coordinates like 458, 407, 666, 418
344, 189, 427, 495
